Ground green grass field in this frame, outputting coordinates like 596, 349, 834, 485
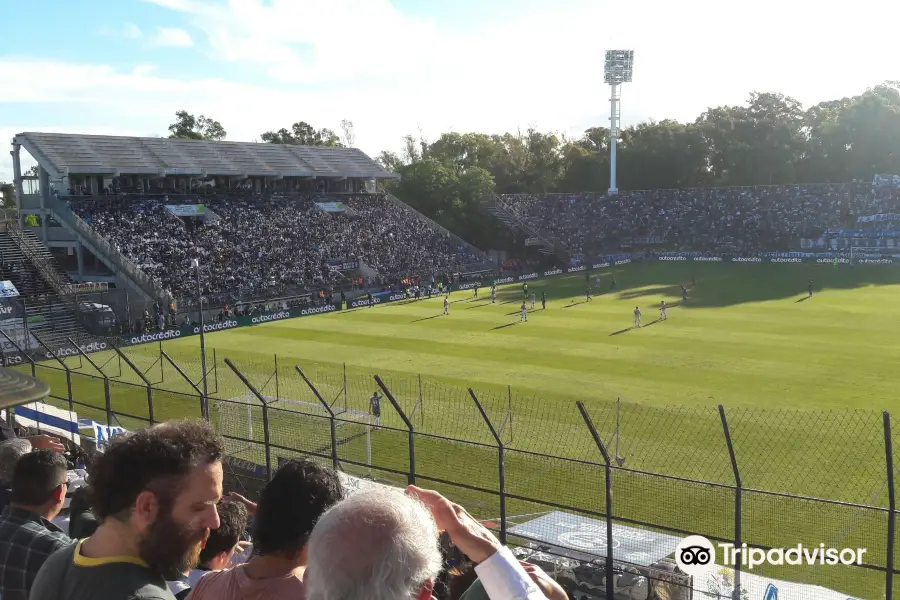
22, 261, 900, 597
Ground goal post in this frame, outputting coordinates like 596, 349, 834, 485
849, 246, 891, 265
214, 393, 372, 471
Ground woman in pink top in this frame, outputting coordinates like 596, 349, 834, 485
187, 459, 345, 600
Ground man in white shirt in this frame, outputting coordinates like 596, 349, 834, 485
304, 485, 561, 600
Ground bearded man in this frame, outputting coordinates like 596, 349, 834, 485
30, 420, 223, 600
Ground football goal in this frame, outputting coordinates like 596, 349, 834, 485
214, 392, 372, 471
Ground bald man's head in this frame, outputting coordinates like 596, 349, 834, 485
305, 489, 442, 600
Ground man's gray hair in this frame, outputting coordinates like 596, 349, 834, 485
305, 487, 443, 600
0, 438, 32, 484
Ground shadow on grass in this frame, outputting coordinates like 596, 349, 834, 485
562, 301, 587, 309
411, 314, 444, 323
610, 327, 632, 336
465, 302, 495, 310
491, 322, 519, 331
795, 296, 810, 303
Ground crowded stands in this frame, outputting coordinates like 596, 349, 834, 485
69, 193, 485, 304
498, 183, 900, 262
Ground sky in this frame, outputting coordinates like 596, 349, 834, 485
1, 0, 897, 182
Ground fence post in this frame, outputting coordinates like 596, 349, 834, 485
576, 401, 615, 600
160, 350, 204, 419
212, 348, 219, 394
343, 362, 348, 411
507, 385, 513, 444
374, 375, 415, 485
885, 411, 895, 600
719, 405, 742, 600
63, 336, 114, 425
274, 354, 280, 402
110, 343, 155, 424
296, 367, 338, 470
224, 358, 272, 480
469, 388, 506, 544
158, 340, 164, 382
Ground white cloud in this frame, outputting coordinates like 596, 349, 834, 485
2, 0, 899, 181
118, 22, 193, 47
153, 27, 194, 48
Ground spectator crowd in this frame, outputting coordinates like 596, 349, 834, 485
498, 182, 900, 262
70, 193, 485, 305
0, 417, 564, 600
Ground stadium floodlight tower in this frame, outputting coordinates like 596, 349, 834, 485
604, 49, 634, 195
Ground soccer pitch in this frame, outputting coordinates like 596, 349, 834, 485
24, 261, 900, 597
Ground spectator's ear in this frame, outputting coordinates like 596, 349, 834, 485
133, 489, 161, 528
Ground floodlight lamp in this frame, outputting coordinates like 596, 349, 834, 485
604, 49, 634, 84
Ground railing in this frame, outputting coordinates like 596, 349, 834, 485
487, 193, 571, 260
7, 339, 896, 600
3, 216, 69, 298
46, 194, 171, 305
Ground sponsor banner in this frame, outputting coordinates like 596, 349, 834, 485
493, 276, 515, 285
567, 265, 586, 273
63, 282, 109, 294
857, 258, 893, 265
658, 256, 688, 261
873, 174, 900, 188
542, 268, 563, 277
192, 319, 240, 334
770, 258, 803, 263
43, 341, 108, 360
457, 282, 479, 291
857, 213, 900, 223
592, 262, 611, 269
166, 204, 207, 217
130, 328, 183, 345
16, 402, 80, 443
732, 257, 763, 263
315, 201, 348, 213
614, 259, 632, 265
250, 311, 291, 325
0, 281, 19, 298
295, 303, 341, 316
817, 258, 851, 264
1, 353, 25, 366
518, 272, 539, 281
0, 304, 17, 317
693, 256, 723, 262
327, 258, 360, 271
349, 291, 407, 309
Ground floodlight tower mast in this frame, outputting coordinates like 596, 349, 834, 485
604, 50, 634, 195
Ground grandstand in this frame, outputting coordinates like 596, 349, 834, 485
8, 133, 493, 339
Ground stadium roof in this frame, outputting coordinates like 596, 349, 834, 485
14, 132, 399, 180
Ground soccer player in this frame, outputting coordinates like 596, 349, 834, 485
586, 286, 592, 302
611, 274, 616, 290
523, 282, 528, 297
681, 285, 687, 302
367, 292, 374, 307
520, 300, 528, 322
531, 291, 536, 310
490, 285, 496, 304
660, 300, 667, 321
541, 291, 546, 310
443, 295, 450, 315
808, 279, 813, 298
633, 306, 642, 328
369, 391, 382, 429
474, 283, 479, 298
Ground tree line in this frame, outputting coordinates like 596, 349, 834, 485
162, 82, 900, 246
4, 82, 897, 247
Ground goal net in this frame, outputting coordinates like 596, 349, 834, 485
214, 393, 372, 473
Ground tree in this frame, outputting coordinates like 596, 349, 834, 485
340, 119, 356, 147
0, 182, 14, 207
24, 165, 39, 177
260, 121, 344, 146
167, 110, 227, 140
